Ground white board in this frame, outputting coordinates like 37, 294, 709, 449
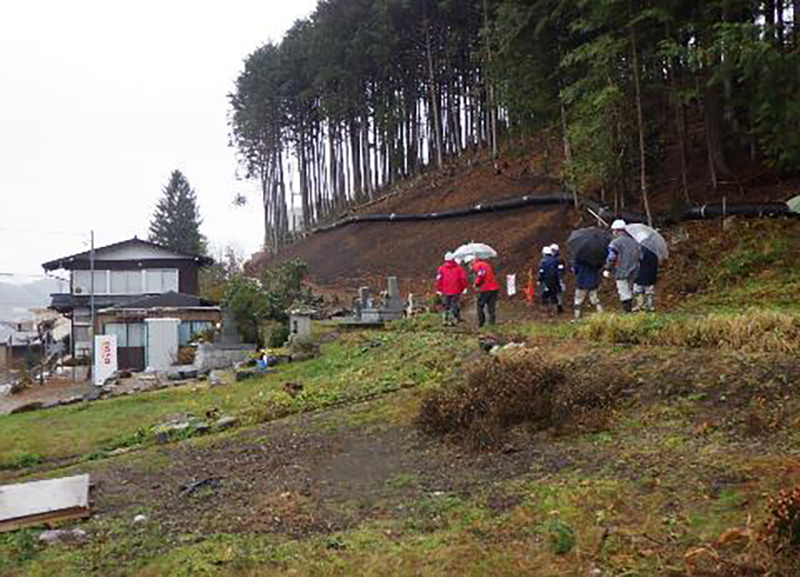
146, 317, 179, 371
94, 334, 118, 386
0, 474, 90, 531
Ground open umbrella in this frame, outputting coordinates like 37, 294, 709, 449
624, 223, 668, 262
787, 194, 800, 214
452, 242, 498, 260
566, 227, 612, 267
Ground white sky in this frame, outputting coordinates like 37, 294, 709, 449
0, 0, 317, 282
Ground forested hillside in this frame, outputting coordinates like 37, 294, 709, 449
230, 1, 799, 252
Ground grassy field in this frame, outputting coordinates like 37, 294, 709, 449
2, 309, 799, 575
2, 221, 800, 576
0, 328, 468, 474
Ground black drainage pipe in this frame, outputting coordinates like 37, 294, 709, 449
311, 192, 795, 234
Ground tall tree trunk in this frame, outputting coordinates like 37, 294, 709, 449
425, 24, 444, 169
630, 22, 653, 226
349, 117, 362, 203
666, 23, 690, 203
361, 112, 372, 199
794, 1, 800, 48
298, 130, 310, 230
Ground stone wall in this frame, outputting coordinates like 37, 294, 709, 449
194, 343, 255, 372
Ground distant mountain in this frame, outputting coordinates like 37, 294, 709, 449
0, 279, 62, 321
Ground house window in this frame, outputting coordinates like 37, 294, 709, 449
128, 322, 145, 347
109, 270, 146, 295
144, 269, 179, 294
104, 322, 145, 348
179, 321, 213, 346
104, 323, 128, 347
74, 326, 92, 345
72, 271, 109, 294
72, 271, 90, 294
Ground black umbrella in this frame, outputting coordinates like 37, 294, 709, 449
566, 227, 612, 267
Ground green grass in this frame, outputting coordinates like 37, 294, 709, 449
0, 329, 473, 473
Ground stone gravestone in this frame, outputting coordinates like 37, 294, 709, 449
217, 309, 240, 345
358, 287, 373, 310
386, 277, 402, 312
289, 309, 312, 342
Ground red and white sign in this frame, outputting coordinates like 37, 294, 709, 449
94, 335, 118, 386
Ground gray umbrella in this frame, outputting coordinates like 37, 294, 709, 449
624, 223, 668, 262
566, 227, 612, 267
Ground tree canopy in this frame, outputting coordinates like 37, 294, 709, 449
230, 0, 800, 247
149, 170, 206, 255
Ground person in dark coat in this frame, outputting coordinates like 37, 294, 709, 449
538, 246, 563, 314
633, 246, 659, 312
572, 259, 603, 320
550, 243, 566, 310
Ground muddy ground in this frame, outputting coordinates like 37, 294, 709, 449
88, 345, 800, 545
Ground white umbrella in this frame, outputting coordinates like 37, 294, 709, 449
624, 223, 668, 262
452, 242, 498, 260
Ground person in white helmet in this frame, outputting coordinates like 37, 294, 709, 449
604, 219, 640, 312
550, 243, 566, 311
538, 246, 563, 314
435, 252, 468, 325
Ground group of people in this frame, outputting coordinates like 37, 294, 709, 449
434, 218, 661, 328
538, 219, 659, 320
435, 253, 499, 327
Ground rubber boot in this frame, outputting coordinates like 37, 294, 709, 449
621, 299, 633, 313
571, 308, 581, 323
633, 294, 644, 312
645, 293, 655, 312
595, 303, 604, 314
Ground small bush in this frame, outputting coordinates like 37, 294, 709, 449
417, 351, 628, 450
545, 519, 576, 555
762, 486, 800, 551
268, 323, 290, 348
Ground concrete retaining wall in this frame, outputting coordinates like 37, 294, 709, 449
194, 343, 255, 372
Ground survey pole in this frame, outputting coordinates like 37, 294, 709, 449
89, 230, 95, 382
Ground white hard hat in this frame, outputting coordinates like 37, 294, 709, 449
543, 246, 553, 256
444, 252, 454, 261
611, 219, 626, 230
550, 243, 560, 252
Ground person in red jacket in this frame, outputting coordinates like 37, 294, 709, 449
465, 255, 500, 327
435, 252, 468, 325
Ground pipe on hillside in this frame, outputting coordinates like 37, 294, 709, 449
311, 192, 795, 234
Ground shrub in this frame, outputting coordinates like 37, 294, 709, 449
417, 351, 628, 450
762, 486, 800, 551
268, 323, 290, 348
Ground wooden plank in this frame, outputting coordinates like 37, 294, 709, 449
0, 474, 90, 532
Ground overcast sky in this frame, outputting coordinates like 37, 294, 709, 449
0, 0, 317, 282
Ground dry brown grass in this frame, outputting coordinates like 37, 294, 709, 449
417, 350, 629, 450
578, 309, 800, 354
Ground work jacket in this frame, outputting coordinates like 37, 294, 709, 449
635, 246, 659, 287
471, 259, 500, 292
436, 260, 468, 296
606, 234, 641, 281
573, 260, 601, 291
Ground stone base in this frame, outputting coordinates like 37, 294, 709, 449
194, 343, 256, 373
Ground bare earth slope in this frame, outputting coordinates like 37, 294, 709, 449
253, 162, 574, 289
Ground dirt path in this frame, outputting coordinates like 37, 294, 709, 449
88, 350, 800, 542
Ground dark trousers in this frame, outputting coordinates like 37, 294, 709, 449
477, 290, 498, 327
443, 294, 461, 323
